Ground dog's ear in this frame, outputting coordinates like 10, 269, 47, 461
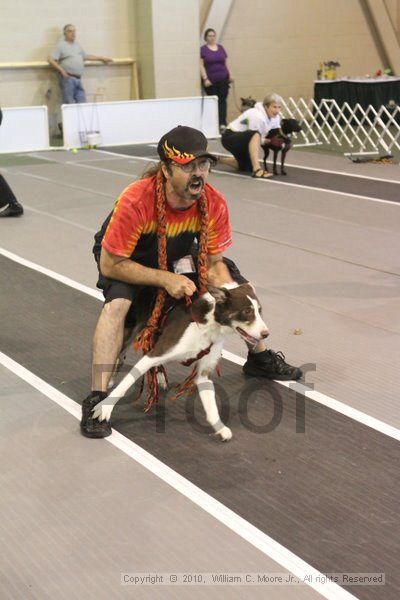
240, 282, 257, 296
290, 119, 302, 132
206, 284, 229, 304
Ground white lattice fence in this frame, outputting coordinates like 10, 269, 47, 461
281, 97, 400, 155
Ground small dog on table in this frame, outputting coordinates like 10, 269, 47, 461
239, 98, 302, 176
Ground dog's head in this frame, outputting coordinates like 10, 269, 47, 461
240, 96, 256, 112
281, 118, 302, 135
206, 283, 269, 346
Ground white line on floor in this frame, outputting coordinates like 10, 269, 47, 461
29, 152, 124, 163
222, 351, 400, 441
90, 145, 398, 184
94, 149, 158, 161
214, 150, 400, 184
10, 164, 397, 278
13, 169, 115, 199
1, 246, 399, 443
33, 156, 400, 236
92, 149, 400, 206
211, 169, 400, 207
0, 247, 102, 300
64, 162, 140, 177
0, 350, 356, 600
17, 156, 400, 207
11, 155, 398, 243
23, 204, 96, 233
26, 146, 400, 185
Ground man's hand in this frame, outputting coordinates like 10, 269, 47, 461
163, 272, 196, 299
99, 248, 196, 298
207, 254, 233, 287
102, 57, 113, 64
60, 68, 69, 79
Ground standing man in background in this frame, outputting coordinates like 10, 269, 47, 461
48, 24, 113, 104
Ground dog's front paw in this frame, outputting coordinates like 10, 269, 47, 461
216, 426, 233, 442
92, 400, 113, 422
281, 169, 287, 176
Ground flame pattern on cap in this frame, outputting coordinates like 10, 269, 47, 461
162, 141, 195, 164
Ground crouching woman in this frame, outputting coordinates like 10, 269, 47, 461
220, 93, 282, 179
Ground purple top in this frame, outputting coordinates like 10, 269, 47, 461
200, 44, 229, 84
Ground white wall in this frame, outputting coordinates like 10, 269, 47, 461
152, 0, 201, 98
0, 0, 397, 133
219, 0, 386, 121
0, 0, 136, 134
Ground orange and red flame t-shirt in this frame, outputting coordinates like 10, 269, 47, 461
96, 176, 232, 270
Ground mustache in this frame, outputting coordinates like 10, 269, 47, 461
188, 176, 204, 185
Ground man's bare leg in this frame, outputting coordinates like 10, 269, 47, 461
249, 340, 267, 354
91, 298, 132, 392
108, 325, 134, 388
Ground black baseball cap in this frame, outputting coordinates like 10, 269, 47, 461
157, 125, 217, 165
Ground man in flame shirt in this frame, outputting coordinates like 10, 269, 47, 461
81, 126, 302, 438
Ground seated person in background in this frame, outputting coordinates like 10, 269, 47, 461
0, 175, 23, 218
47, 23, 112, 104
220, 93, 283, 179
0, 108, 23, 218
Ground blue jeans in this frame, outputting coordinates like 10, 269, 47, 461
59, 74, 87, 103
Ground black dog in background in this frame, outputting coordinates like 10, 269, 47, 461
261, 118, 302, 176
240, 96, 256, 111
239, 98, 302, 176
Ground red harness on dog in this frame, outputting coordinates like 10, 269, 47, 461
181, 295, 213, 366
134, 294, 220, 408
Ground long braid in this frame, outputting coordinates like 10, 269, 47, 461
134, 170, 168, 355
167, 187, 210, 402
197, 189, 209, 294
133, 170, 169, 410
134, 167, 210, 410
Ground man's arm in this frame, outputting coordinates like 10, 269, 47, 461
47, 56, 68, 78
99, 247, 196, 298
207, 253, 233, 287
85, 54, 113, 64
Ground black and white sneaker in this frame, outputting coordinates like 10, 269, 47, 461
0, 202, 24, 218
243, 349, 302, 381
80, 392, 112, 438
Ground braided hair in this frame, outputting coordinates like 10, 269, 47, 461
134, 165, 209, 409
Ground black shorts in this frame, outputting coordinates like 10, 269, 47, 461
96, 257, 248, 328
221, 129, 259, 172
96, 270, 155, 328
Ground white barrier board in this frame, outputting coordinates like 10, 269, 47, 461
62, 96, 219, 148
0, 106, 49, 153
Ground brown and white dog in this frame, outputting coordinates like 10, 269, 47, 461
92, 282, 269, 441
